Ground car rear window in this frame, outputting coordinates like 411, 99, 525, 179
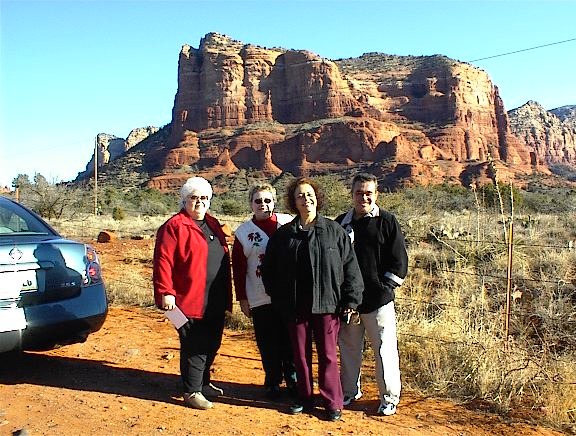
0, 201, 54, 235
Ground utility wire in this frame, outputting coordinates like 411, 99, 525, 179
468, 37, 576, 62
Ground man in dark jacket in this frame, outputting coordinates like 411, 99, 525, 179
336, 173, 408, 416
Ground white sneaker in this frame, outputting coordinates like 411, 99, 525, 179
183, 392, 213, 410
377, 402, 397, 416
202, 383, 224, 397
343, 392, 362, 406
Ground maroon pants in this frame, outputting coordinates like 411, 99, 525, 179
288, 313, 343, 410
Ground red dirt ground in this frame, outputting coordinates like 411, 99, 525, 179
0, 238, 565, 436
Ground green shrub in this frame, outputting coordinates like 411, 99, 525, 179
112, 207, 126, 221
219, 199, 246, 216
315, 174, 350, 216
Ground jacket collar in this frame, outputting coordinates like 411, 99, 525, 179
288, 214, 328, 232
340, 203, 380, 227
177, 209, 218, 228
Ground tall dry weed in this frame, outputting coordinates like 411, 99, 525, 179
396, 204, 575, 432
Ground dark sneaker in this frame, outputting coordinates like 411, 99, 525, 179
327, 409, 342, 421
289, 401, 313, 415
343, 392, 362, 406
202, 383, 224, 398
289, 403, 304, 414
377, 402, 397, 416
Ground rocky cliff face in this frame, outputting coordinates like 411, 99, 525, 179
508, 101, 576, 166
81, 126, 159, 175
156, 33, 537, 189
551, 105, 576, 124
171, 33, 359, 135
85, 33, 575, 190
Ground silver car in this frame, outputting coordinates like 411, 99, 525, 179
0, 196, 108, 352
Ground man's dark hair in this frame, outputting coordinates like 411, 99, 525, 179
351, 173, 378, 192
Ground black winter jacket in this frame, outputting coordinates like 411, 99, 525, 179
261, 215, 364, 322
335, 208, 408, 313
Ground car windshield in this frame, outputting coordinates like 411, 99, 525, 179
0, 200, 55, 236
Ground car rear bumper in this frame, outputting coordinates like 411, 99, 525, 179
0, 283, 108, 352
0, 329, 23, 353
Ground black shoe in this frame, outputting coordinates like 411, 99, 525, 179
265, 385, 282, 400
289, 401, 313, 415
289, 403, 304, 414
327, 409, 342, 421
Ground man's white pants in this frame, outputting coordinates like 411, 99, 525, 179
338, 301, 401, 406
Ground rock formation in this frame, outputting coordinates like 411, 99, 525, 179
126, 127, 160, 149
508, 101, 576, 166
157, 33, 538, 188
81, 33, 575, 191
83, 127, 159, 174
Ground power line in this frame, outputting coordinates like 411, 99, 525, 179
468, 37, 576, 62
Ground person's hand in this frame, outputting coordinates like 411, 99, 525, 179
162, 294, 176, 311
340, 307, 359, 324
239, 299, 251, 317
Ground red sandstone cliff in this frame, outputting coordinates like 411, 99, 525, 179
81, 33, 575, 190
147, 33, 538, 189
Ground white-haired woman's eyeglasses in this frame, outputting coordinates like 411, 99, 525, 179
187, 195, 210, 201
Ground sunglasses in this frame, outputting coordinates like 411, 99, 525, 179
254, 198, 273, 204
188, 195, 210, 201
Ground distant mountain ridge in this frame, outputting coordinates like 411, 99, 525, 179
78, 33, 576, 191
508, 102, 576, 169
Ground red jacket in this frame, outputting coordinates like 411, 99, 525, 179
153, 210, 232, 318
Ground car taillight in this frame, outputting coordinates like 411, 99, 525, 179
83, 245, 103, 285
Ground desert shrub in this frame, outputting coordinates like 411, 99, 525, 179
112, 207, 126, 221
522, 190, 576, 214
414, 184, 474, 211
12, 173, 90, 219
395, 206, 576, 432
224, 301, 252, 331
377, 184, 476, 218
220, 198, 247, 216
99, 186, 177, 216
479, 183, 524, 213
105, 268, 153, 307
50, 214, 171, 240
102, 243, 154, 306
314, 174, 350, 216
210, 191, 250, 216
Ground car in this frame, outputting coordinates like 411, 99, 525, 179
0, 196, 108, 353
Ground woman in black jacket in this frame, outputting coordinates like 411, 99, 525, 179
261, 177, 363, 422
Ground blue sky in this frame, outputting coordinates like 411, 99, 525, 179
1, 0, 575, 188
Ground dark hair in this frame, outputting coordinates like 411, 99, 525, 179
285, 177, 325, 214
351, 172, 378, 192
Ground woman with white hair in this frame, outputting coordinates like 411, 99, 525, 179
153, 176, 232, 410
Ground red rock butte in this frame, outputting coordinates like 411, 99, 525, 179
82, 33, 576, 191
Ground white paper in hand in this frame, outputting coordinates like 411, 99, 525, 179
165, 306, 188, 329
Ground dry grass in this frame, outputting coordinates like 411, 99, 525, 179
397, 207, 576, 432
48, 205, 576, 432
52, 214, 171, 240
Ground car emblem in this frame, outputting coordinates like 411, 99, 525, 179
9, 247, 23, 261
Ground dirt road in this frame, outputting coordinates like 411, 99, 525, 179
0, 305, 562, 436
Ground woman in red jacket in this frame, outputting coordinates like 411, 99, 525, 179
153, 176, 232, 410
